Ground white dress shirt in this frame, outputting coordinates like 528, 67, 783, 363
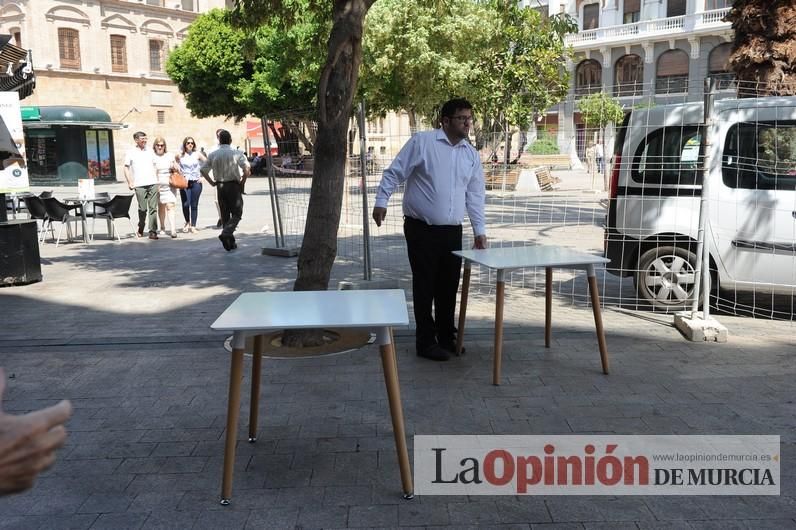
375, 129, 486, 236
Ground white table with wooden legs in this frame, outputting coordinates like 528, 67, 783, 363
453, 246, 611, 385
210, 289, 413, 505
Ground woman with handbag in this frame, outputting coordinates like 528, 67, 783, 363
176, 136, 206, 233
152, 136, 180, 239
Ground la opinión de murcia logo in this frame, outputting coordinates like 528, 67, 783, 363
414, 435, 780, 495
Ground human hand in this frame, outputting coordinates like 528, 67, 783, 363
473, 235, 488, 249
0, 369, 72, 495
372, 207, 387, 227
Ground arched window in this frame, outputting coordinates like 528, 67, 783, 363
58, 28, 81, 69
614, 54, 643, 97
575, 60, 602, 96
709, 43, 736, 89
656, 49, 689, 94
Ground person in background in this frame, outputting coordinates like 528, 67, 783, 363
372, 97, 487, 362
595, 142, 605, 174
176, 136, 206, 233
123, 131, 159, 240
201, 129, 251, 251
0, 368, 72, 495
152, 136, 179, 239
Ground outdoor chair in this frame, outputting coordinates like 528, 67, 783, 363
39, 190, 53, 199
91, 194, 135, 242
22, 195, 54, 242
42, 197, 83, 247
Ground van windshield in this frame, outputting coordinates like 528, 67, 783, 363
632, 126, 703, 186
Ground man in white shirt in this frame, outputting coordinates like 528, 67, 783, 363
123, 131, 159, 239
373, 98, 487, 362
201, 129, 251, 251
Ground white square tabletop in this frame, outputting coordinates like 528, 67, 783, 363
211, 289, 409, 332
454, 245, 609, 270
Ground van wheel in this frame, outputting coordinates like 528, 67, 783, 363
635, 246, 701, 310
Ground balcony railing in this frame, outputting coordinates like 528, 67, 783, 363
566, 8, 730, 47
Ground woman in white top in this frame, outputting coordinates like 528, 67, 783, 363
152, 136, 179, 238
175, 136, 206, 233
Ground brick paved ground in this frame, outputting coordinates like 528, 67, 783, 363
0, 179, 793, 528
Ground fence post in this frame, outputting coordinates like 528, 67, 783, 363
357, 101, 373, 281
261, 115, 288, 250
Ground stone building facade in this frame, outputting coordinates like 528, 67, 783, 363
520, 0, 734, 160
0, 0, 250, 181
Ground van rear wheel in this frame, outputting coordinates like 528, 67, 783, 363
636, 246, 701, 310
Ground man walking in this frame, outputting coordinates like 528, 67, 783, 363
123, 131, 159, 239
373, 98, 487, 362
201, 129, 250, 251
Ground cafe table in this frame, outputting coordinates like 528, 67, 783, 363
210, 289, 413, 505
453, 245, 611, 385
63, 197, 100, 244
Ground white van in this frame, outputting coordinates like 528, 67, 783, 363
605, 97, 796, 309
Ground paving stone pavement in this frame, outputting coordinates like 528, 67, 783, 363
0, 179, 794, 528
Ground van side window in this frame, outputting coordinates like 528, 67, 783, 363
632, 126, 703, 185
722, 121, 796, 191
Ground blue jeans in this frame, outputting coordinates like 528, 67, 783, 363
180, 180, 202, 226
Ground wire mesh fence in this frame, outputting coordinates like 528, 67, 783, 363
263, 80, 796, 322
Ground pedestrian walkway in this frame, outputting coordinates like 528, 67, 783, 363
0, 178, 793, 528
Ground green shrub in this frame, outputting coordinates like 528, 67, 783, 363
527, 136, 560, 155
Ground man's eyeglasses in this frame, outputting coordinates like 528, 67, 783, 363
449, 115, 474, 124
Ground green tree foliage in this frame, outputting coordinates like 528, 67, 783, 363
577, 92, 624, 129
166, 8, 327, 120
359, 0, 494, 126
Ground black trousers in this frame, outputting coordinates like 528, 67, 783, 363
216, 181, 243, 237
403, 216, 462, 351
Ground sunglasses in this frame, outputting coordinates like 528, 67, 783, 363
154, 144, 165, 148
186, 141, 195, 145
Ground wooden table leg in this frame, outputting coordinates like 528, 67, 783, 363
377, 326, 414, 499
456, 261, 471, 356
545, 266, 552, 348
587, 266, 610, 375
493, 271, 506, 386
221, 332, 246, 505
248, 334, 264, 442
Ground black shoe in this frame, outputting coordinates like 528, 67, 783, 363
417, 344, 450, 362
148, 231, 158, 240
440, 342, 465, 355
218, 234, 232, 251
216, 219, 223, 228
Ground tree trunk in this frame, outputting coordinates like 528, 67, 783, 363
282, 0, 374, 347
726, 0, 796, 97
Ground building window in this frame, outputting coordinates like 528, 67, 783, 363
181, 0, 195, 10
623, 0, 640, 23
656, 49, 689, 94
709, 43, 735, 90
12, 31, 21, 47
575, 59, 602, 97
58, 28, 81, 70
146, 0, 163, 6
149, 40, 164, 72
706, 0, 729, 9
110, 35, 127, 73
614, 54, 643, 97
667, 0, 686, 17
533, 6, 548, 22
157, 111, 165, 124
583, 3, 599, 30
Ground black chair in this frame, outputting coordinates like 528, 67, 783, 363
92, 194, 135, 242
22, 196, 54, 242
42, 197, 83, 247
39, 190, 53, 199
84, 192, 111, 220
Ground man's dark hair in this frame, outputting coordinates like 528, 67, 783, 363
133, 131, 146, 140
440, 98, 473, 119
218, 129, 232, 145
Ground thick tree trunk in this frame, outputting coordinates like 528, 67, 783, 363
726, 0, 796, 97
282, 0, 374, 347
